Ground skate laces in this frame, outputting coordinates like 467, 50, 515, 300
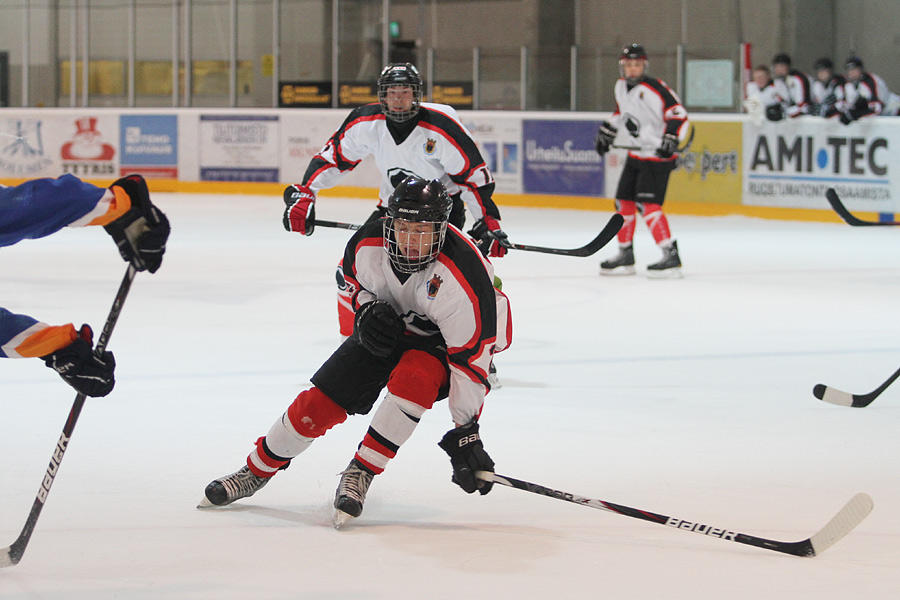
221, 466, 266, 499
337, 462, 373, 502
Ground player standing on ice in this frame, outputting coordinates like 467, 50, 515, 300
201, 176, 511, 528
0, 174, 170, 397
281, 63, 508, 380
595, 43, 689, 278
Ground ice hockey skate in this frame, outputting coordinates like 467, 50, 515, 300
600, 244, 636, 276
646, 241, 682, 278
332, 459, 374, 529
198, 465, 270, 508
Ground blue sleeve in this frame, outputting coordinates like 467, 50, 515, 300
0, 307, 40, 358
0, 175, 107, 248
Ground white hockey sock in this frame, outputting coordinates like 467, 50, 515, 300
356, 393, 427, 473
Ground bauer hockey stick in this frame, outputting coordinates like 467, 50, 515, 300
814, 364, 900, 408
0, 264, 137, 568
314, 213, 624, 258
825, 188, 900, 226
476, 472, 872, 557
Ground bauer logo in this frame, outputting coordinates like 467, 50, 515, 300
665, 517, 737, 540
38, 433, 69, 503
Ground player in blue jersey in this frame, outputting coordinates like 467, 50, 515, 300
1, 173, 170, 397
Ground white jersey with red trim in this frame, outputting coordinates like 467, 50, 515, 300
341, 221, 511, 425
303, 102, 499, 222
609, 76, 689, 161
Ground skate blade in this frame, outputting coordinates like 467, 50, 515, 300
196, 496, 215, 509
646, 267, 683, 279
600, 266, 636, 276
332, 509, 354, 530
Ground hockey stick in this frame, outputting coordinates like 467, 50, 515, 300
0, 264, 137, 568
613, 124, 695, 153
476, 472, 872, 558
825, 188, 900, 226
814, 364, 900, 408
314, 213, 624, 258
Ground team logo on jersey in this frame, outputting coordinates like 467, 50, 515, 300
426, 275, 443, 299
424, 138, 437, 155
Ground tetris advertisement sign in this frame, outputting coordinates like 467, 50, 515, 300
742, 119, 898, 213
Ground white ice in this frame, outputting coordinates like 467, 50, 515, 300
1, 193, 898, 599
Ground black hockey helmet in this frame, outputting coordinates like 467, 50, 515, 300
384, 176, 452, 273
620, 43, 648, 61
772, 53, 792, 66
813, 57, 834, 71
619, 43, 648, 84
845, 56, 864, 70
377, 63, 424, 123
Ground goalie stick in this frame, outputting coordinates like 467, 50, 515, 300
814, 364, 900, 408
0, 264, 137, 568
825, 188, 900, 226
476, 472, 872, 557
314, 213, 624, 258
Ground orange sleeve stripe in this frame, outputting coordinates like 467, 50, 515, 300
16, 323, 77, 358
85, 186, 132, 227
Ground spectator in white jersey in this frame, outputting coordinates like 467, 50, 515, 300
810, 58, 847, 119
768, 53, 814, 120
840, 56, 895, 124
201, 176, 512, 529
594, 43, 689, 278
744, 65, 780, 119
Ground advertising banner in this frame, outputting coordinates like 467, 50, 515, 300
668, 120, 742, 204
59, 114, 119, 178
199, 115, 279, 182
743, 118, 899, 212
119, 114, 177, 178
521, 119, 603, 196
0, 115, 58, 177
462, 114, 523, 194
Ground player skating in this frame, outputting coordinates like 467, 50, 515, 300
595, 43, 689, 278
282, 62, 507, 385
1, 174, 170, 397
201, 176, 511, 528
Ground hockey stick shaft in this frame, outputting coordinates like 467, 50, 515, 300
825, 188, 900, 226
814, 363, 900, 407
477, 472, 872, 557
0, 264, 137, 568
613, 124, 695, 153
314, 213, 624, 258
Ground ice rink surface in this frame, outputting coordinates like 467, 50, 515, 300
1, 192, 899, 599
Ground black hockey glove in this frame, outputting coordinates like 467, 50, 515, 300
595, 121, 617, 156
283, 184, 316, 235
42, 324, 116, 398
438, 421, 494, 495
840, 97, 870, 125
353, 300, 405, 357
656, 133, 679, 159
105, 175, 170, 273
765, 103, 784, 122
467, 216, 509, 258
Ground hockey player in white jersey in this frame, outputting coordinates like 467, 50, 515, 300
768, 53, 814, 120
595, 43, 689, 278
201, 176, 512, 528
810, 57, 847, 119
282, 62, 507, 385
840, 56, 896, 123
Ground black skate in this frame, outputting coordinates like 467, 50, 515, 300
198, 465, 270, 508
600, 244, 635, 276
646, 241, 682, 278
332, 459, 374, 529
